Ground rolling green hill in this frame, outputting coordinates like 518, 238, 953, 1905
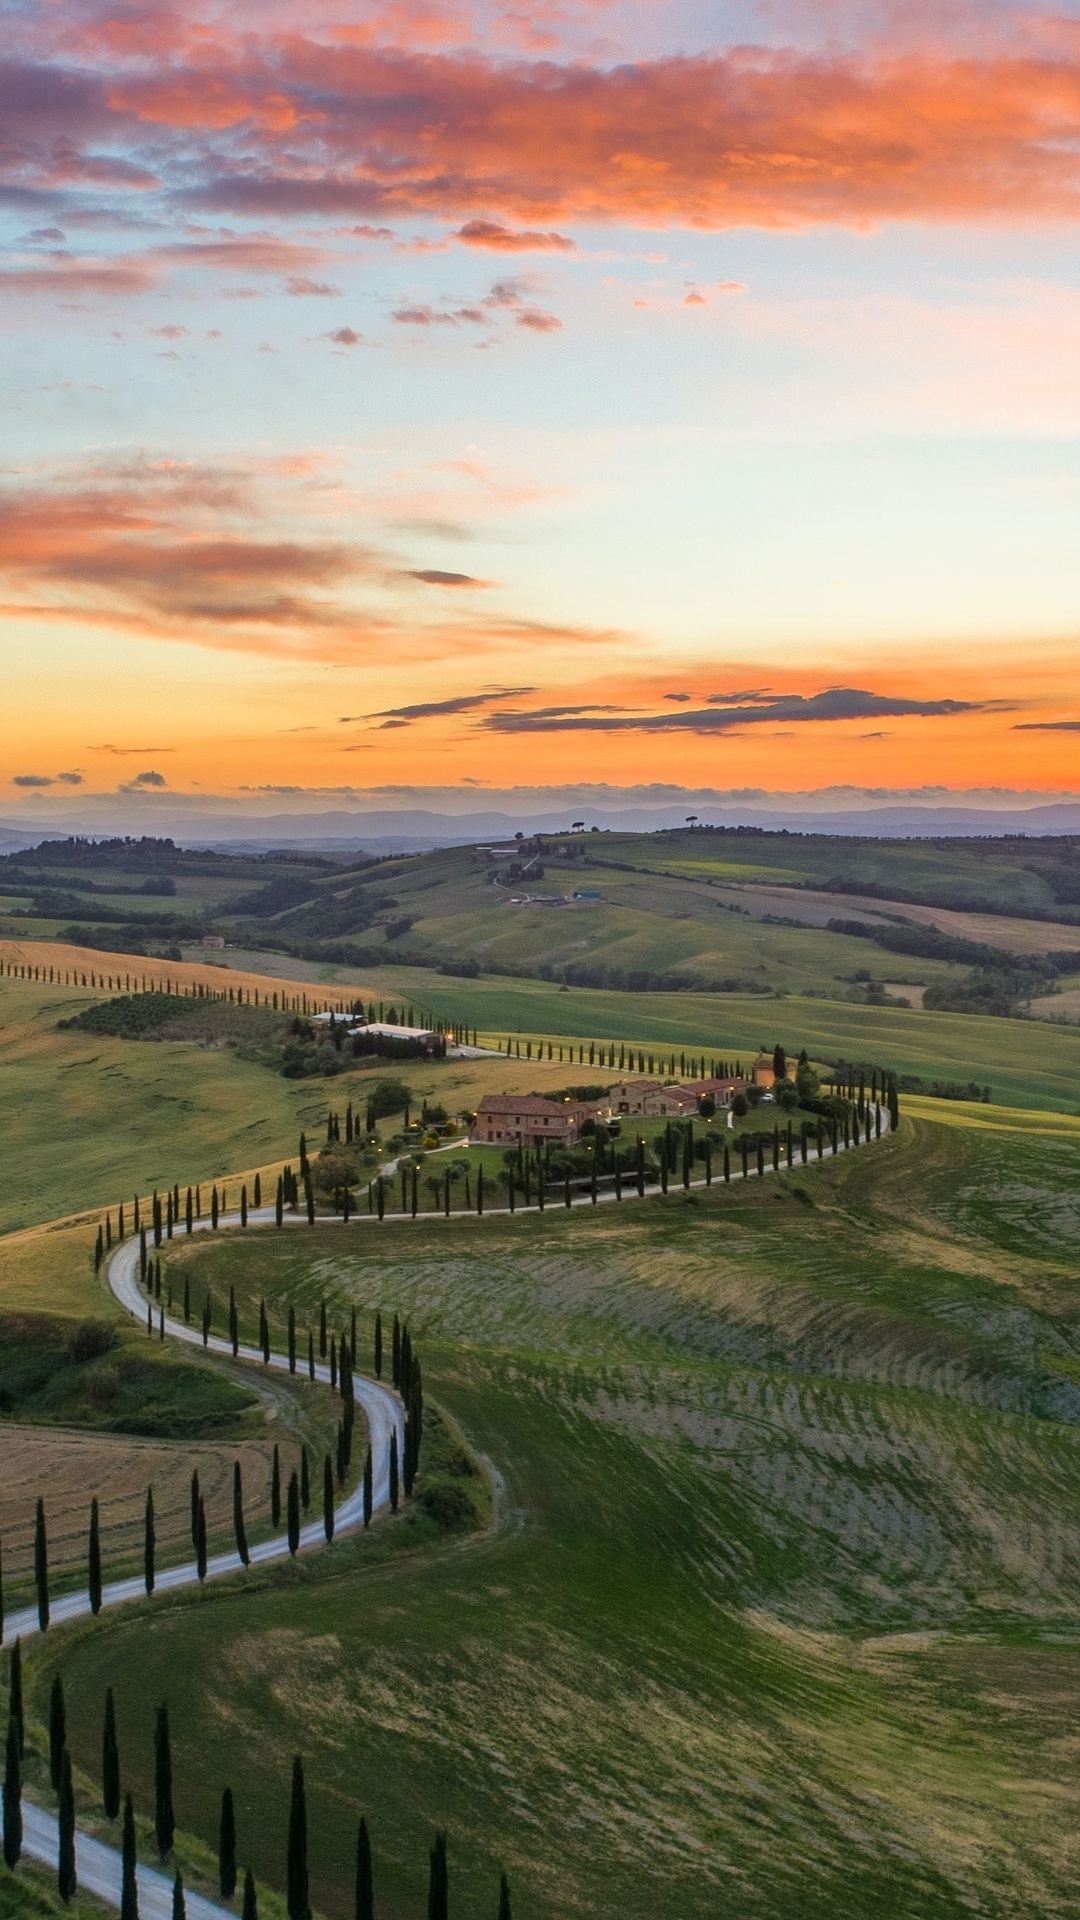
27, 1102, 1080, 1920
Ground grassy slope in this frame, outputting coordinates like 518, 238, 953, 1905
24, 1104, 1080, 1920
4, 950, 1080, 1248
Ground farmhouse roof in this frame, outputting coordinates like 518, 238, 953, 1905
474, 1093, 570, 1116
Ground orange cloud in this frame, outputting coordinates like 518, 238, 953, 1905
43, 38, 1080, 230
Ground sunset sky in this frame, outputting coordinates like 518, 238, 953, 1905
3, 0, 1080, 813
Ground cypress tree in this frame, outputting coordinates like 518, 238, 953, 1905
34, 1496, 49, 1631
323, 1456, 335, 1541
49, 1675, 65, 1791
308, 1331, 315, 1381
211, 1187, 219, 1230
254, 1173, 261, 1209
287, 1472, 300, 1556
276, 1177, 284, 1229
389, 1430, 399, 1512
10, 1641, 23, 1756
260, 1301, 270, 1366
336, 1423, 346, 1489
723, 1142, 731, 1183
183, 1274, 190, 1323
374, 1310, 382, 1379
89, 1495, 102, 1615
145, 1486, 156, 1593
363, 1446, 373, 1529
173, 1870, 187, 1920
3, 1711, 22, 1868
186, 1188, 193, 1233
241, 1185, 248, 1229
330, 1335, 337, 1391
233, 1461, 249, 1566
154, 1704, 175, 1855
102, 1688, 121, 1819
286, 1756, 308, 1920
243, 1868, 259, 1920
498, 1870, 512, 1920
190, 1469, 200, 1548
319, 1301, 327, 1359
271, 1445, 281, 1527
57, 1748, 76, 1902
391, 1315, 401, 1388
355, 1817, 373, 1920
427, 1831, 448, 1920
196, 1497, 207, 1580
121, 1793, 138, 1920
229, 1287, 239, 1356
300, 1446, 310, 1511
219, 1787, 237, 1899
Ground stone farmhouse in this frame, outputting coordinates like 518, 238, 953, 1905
470, 1053, 779, 1145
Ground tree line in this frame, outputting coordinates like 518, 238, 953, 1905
5, 1688, 509, 1919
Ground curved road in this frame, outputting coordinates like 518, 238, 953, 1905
11, 1112, 891, 1910
14, 1214, 405, 1914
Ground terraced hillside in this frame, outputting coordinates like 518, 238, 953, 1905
30, 1101, 1080, 1920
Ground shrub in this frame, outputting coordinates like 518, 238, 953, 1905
68, 1320, 116, 1364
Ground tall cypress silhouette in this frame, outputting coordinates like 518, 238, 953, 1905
243, 1867, 259, 1920
102, 1688, 121, 1819
427, 1831, 448, 1920
3, 1711, 22, 1868
363, 1446, 373, 1529
145, 1486, 156, 1593
323, 1456, 334, 1541
173, 1870, 187, 1920
355, 1816, 373, 1920
219, 1786, 237, 1898
498, 1870, 512, 1920
48, 1675, 65, 1791
34, 1496, 49, 1630
190, 1469, 200, 1549
286, 1756, 309, 1920
155, 1704, 175, 1855
271, 1445, 282, 1527
121, 1793, 138, 1920
57, 1748, 76, 1902
196, 1496, 208, 1580
287, 1472, 300, 1556
233, 1461, 249, 1566
389, 1430, 399, 1511
88, 1496, 102, 1614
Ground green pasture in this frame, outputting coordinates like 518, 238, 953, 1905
340, 964, 1080, 1113
20, 1103, 1080, 1920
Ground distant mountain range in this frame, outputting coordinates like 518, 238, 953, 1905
3, 799, 1080, 856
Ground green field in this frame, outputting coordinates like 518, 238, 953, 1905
3, 1101, 1077, 1919
4, 951, 1080, 1246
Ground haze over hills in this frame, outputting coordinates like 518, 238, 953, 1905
3, 786, 1080, 855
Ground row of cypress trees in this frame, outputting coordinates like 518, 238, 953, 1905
3, 1683, 508, 1920
285, 1756, 512, 1920
3, 1667, 263, 1918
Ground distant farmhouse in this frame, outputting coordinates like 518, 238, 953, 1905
471, 1054, 776, 1145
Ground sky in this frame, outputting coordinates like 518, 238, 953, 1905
3, 0, 1080, 818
